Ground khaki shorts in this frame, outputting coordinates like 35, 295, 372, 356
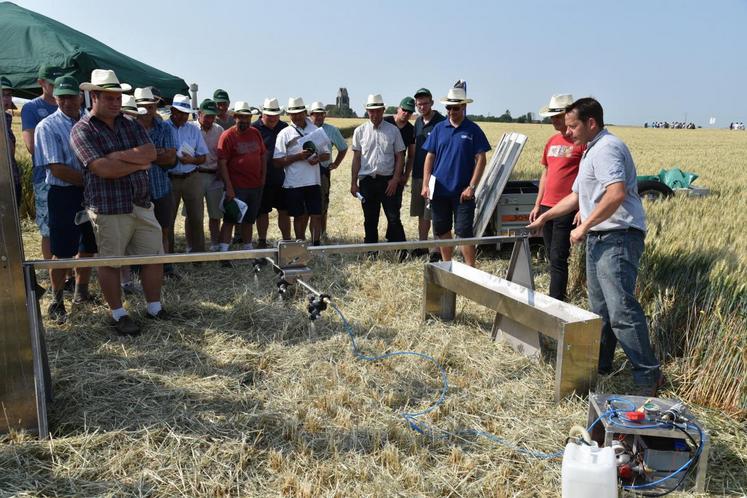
87, 204, 165, 263
409, 177, 431, 219
181, 172, 224, 219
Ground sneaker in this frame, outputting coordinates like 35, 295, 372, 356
411, 248, 429, 258
232, 235, 243, 245
63, 277, 75, 293
111, 315, 140, 336
47, 301, 67, 324
146, 309, 170, 320
256, 239, 268, 249
428, 251, 443, 263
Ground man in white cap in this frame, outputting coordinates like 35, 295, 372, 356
351, 94, 406, 247
527, 97, 662, 396
70, 69, 164, 336
164, 94, 209, 257
528, 94, 584, 302
421, 87, 490, 267
34, 75, 98, 323
134, 87, 177, 274
273, 97, 330, 244
217, 101, 266, 261
253, 97, 290, 247
309, 101, 348, 240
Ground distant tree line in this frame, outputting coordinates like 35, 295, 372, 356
467, 110, 551, 124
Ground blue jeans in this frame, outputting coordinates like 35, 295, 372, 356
586, 229, 660, 386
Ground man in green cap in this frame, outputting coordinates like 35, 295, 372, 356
23, 64, 65, 266
34, 75, 99, 322
1, 76, 22, 206
213, 89, 235, 129
195, 98, 225, 251
383, 97, 416, 259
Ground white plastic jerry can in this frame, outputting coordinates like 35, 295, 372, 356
561, 441, 618, 498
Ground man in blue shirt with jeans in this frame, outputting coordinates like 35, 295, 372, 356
527, 97, 663, 396
421, 87, 490, 267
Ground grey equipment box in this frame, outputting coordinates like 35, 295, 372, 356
491, 180, 540, 233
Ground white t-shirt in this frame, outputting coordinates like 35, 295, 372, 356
274, 119, 327, 188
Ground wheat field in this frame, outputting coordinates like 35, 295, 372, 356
1, 117, 745, 497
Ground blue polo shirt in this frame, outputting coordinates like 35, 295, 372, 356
423, 117, 490, 198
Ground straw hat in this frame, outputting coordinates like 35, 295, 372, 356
365, 94, 385, 110
170, 94, 197, 114
286, 97, 307, 114
309, 101, 326, 113
122, 94, 146, 116
134, 87, 158, 105
79, 69, 132, 92
539, 94, 574, 118
439, 87, 473, 105
233, 101, 259, 115
261, 97, 282, 116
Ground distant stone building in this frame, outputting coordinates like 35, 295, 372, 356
327, 87, 356, 117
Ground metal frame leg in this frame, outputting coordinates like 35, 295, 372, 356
422, 264, 456, 321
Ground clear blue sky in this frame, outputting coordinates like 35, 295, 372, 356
12, 0, 747, 126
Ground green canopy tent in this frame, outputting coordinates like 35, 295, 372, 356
0, 2, 188, 101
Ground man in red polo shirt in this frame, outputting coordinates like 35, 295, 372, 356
217, 101, 266, 259
529, 94, 585, 302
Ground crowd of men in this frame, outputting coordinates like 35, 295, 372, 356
729, 121, 745, 130
644, 121, 697, 129
3, 67, 663, 395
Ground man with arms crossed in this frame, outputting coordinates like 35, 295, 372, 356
527, 97, 663, 395
71, 69, 164, 336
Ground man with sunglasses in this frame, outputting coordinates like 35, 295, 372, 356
421, 87, 490, 267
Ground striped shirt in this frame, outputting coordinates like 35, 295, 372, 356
145, 118, 176, 199
34, 109, 82, 187
70, 113, 153, 215
163, 119, 209, 175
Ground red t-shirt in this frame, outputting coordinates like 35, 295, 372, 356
217, 127, 267, 188
540, 133, 585, 207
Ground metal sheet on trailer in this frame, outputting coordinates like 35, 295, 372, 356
473, 132, 528, 237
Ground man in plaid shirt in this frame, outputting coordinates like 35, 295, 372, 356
70, 69, 166, 337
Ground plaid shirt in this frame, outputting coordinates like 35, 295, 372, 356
146, 118, 176, 199
70, 113, 153, 214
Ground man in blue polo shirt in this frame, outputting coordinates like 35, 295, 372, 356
421, 87, 490, 267
23, 64, 65, 263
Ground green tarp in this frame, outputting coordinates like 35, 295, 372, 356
0, 2, 188, 100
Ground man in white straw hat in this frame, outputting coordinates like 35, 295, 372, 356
70, 69, 165, 336
421, 86, 490, 267
163, 94, 209, 257
253, 97, 291, 247
309, 100, 348, 241
216, 101, 266, 261
350, 94, 407, 248
134, 87, 177, 278
529, 94, 584, 302
273, 97, 330, 244
527, 97, 662, 396
121, 94, 146, 117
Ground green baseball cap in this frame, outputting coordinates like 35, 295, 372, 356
213, 89, 230, 103
53, 75, 80, 96
414, 88, 432, 98
199, 98, 219, 115
38, 64, 65, 83
0, 76, 13, 90
400, 96, 416, 112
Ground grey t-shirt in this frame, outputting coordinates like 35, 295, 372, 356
572, 129, 646, 232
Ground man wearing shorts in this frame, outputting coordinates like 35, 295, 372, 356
273, 97, 329, 245
217, 101, 266, 260
253, 97, 290, 247
422, 87, 490, 267
34, 75, 98, 322
195, 99, 225, 251
412, 88, 445, 259
71, 69, 164, 336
